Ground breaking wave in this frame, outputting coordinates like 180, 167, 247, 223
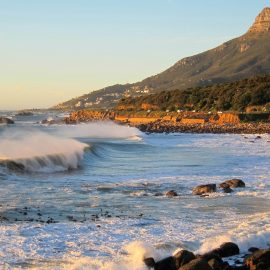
0, 128, 88, 172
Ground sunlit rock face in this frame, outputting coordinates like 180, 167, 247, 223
248, 7, 270, 33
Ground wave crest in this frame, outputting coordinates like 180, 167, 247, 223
0, 129, 88, 172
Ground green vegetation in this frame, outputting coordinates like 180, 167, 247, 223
117, 75, 270, 112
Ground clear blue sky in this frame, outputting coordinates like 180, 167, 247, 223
0, 0, 269, 110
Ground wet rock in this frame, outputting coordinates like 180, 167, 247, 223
208, 258, 224, 270
214, 242, 240, 258
179, 258, 212, 270
0, 117, 14, 124
192, 184, 216, 195
154, 192, 163, 197
199, 251, 222, 262
222, 186, 233, 193
154, 256, 177, 270
165, 190, 178, 197
219, 179, 245, 188
248, 247, 259, 253
144, 257, 155, 268
245, 249, 270, 270
16, 111, 33, 116
174, 250, 196, 268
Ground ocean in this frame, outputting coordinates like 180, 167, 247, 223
0, 111, 270, 269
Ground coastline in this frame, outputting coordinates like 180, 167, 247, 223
64, 110, 270, 134
133, 121, 270, 134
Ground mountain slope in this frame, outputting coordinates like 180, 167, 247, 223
55, 7, 270, 110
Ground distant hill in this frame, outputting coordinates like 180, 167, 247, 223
116, 74, 270, 113
54, 7, 270, 110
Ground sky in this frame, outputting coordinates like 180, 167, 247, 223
0, 0, 269, 110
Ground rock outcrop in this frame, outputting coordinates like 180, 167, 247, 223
248, 7, 270, 33
192, 184, 216, 195
245, 249, 270, 270
0, 117, 14, 124
219, 179, 246, 189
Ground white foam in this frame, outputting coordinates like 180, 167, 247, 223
52, 122, 142, 140
0, 128, 88, 172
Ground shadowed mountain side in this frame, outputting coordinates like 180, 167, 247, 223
55, 8, 270, 110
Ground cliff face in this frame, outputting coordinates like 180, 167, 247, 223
248, 8, 270, 33
56, 7, 270, 110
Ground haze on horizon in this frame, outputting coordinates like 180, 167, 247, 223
0, 0, 269, 110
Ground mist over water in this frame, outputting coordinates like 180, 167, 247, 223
0, 115, 270, 269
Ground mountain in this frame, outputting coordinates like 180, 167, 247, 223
116, 74, 270, 112
54, 7, 270, 110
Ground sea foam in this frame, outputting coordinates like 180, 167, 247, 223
0, 128, 88, 172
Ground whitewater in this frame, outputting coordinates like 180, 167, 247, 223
0, 111, 270, 269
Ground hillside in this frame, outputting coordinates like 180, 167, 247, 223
116, 74, 270, 113
55, 8, 270, 110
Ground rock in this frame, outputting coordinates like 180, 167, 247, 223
222, 186, 233, 193
245, 249, 270, 270
214, 242, 240, 258
0, 117, 14, 124
179, 258, 212, 270
154, 256, 177, 270
192, 184, 216, 195
144, 257, 155, 268
16, 111, 33, 116
219, 179, 245, 189
248, 247, 259, 253
154, 192, 163, 197
174, 250, 196, 268
165, 190, 178, 197
248, 7, 270, 33
208, 258, 224, 270
198, 251, 222, 262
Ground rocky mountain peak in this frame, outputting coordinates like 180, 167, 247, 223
248, 7, 270, 33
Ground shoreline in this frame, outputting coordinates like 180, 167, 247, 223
64, 110, 270, 134
132, 121, 270, 134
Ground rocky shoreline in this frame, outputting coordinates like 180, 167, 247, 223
62, 109, 270, 134
134, 121, 270, 134
144, 179, 270, 269
143, 242, 270, 270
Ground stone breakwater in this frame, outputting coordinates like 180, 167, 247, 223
65, 110, 270, 134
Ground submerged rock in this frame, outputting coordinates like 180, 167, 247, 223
219, 179, 245, 188
165, 190, 178, 197
192, 184, 216, 195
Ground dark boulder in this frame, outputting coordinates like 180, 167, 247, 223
174, 250, 196, 268
214, 242, 240, 258
208, 258, 224, 270
179, 258, 212, 270
219, 179, 245, 188
248, 247, 259, 253
154, 256, 177, 270
165, 190, 178, 197
192, 184, 216, 195
245, 249, 270, 270
198, 251, 222, 262
222, 186, 233, 193
144, 257, 155, 268
0, 117, 14, 124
